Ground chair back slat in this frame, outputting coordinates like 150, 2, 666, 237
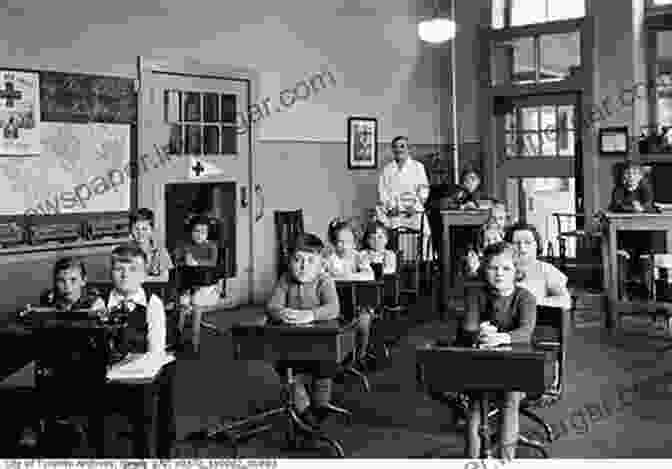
274, 210, 305, 279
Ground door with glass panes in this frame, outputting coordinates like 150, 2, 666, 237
495, 93, 582, 257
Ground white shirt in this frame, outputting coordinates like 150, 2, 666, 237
378, 158, 429, 211
325, 252, 374, 281
107, 287, 167, 357
517, 260, 572, 310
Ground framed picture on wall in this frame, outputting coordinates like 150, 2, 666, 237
599, 126, 629, 155
347, 117, 378, 169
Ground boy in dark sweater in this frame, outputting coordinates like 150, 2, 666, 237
461, 242, 537, 460
267, 233, 341, 437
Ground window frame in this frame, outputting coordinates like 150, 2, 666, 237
493, 0, 585, 30
646, 19, 672, 130
489, 19, 585, 91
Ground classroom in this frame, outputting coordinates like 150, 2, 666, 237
1, 0, 672, 462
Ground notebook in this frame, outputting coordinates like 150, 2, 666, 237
107, 352, 175, 382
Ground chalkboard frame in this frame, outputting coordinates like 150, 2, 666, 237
0, 66, 138, 243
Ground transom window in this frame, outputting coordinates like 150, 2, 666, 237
492, 0, 585, 29
492, 31, 581, 85
504, 104, 576, 158
651, 30, 672, 127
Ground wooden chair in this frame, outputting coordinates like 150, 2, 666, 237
388, 212, 432, 305
552, 213, 602, 291
274, 210, 305, 279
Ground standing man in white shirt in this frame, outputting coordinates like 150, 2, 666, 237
377, 136, 432, 256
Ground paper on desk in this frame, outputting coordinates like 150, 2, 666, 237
107, 352, 175, 381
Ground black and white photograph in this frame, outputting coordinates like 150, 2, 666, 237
2, 0, 672, 464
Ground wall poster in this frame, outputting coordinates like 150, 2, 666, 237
0, 71, 40, 156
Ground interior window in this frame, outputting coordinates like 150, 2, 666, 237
492, 0, 585, 29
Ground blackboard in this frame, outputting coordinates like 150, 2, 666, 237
40, 71, 136, 124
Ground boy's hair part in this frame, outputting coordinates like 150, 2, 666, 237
504, 222, 544, 257
111, 243, 148, 265
53, 256, 87, 279
291, 233, 325, 255
129, 208, 155, 228
481, 241, 516, 266
187, 215, 212, 233
391, 135, 408, 146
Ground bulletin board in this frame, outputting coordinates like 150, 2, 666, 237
0, 68, 136, 217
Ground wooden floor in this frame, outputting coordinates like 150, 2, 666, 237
4, 291, 672, 458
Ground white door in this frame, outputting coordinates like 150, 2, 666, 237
138, 57, 255, 305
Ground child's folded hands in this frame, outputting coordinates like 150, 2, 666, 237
279, 308, 316, 325
478, 331, 511, 348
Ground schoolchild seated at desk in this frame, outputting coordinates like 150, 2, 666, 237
460, 241, 537, 460
266, 233, 342, 444
19, 257, 106, 451
129, 208, 174, 279
443, 168, 484, 211
103, 243, 174, 457
609, 161, 662, 288
325, 219, 373, 367
174, 215, 221, 310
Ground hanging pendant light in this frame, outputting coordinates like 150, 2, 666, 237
418, 17, 456, 44
418, 0, 456, 44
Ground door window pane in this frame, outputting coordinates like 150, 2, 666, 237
520, 133, 540, 156
558, 130, 576, 156
204, 125, 220, 154
184, 92, 201, 122
185, 125, 202, 154
541, 106, 556, 131
520, 107, 539, 130
221, 95, 237, 124
503, 102, 577, 158
203, 93, 219, 122
221, 126, 238, 155
541, 131, 557, 156
558, 105, 575, 129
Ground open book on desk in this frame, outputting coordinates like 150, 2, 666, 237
107, 352, 175, 383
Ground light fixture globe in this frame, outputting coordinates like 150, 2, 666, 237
418, 17, 456, 43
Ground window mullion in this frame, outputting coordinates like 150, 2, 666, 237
505, 0, 512, 29
535, 35, 541, 83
